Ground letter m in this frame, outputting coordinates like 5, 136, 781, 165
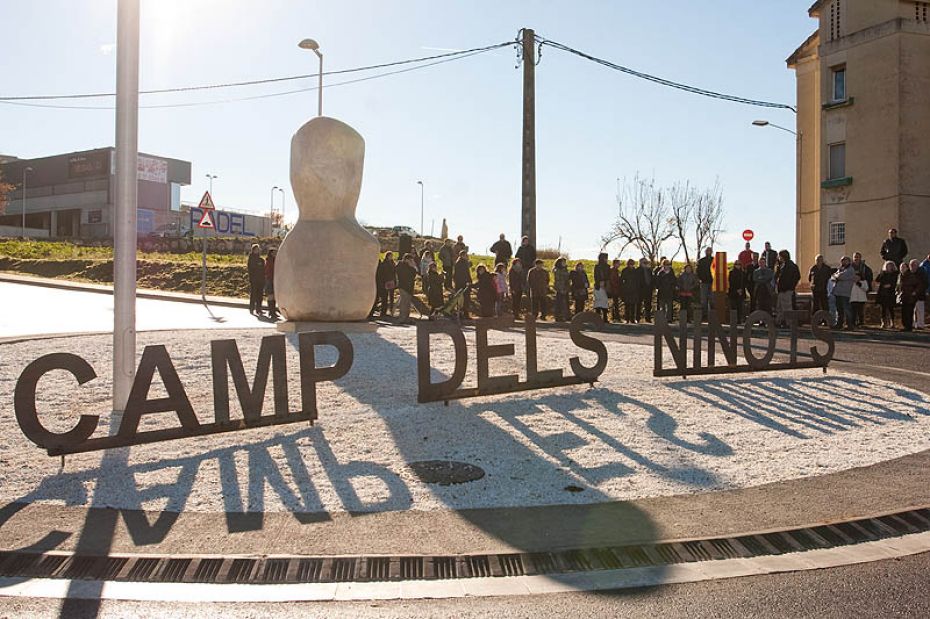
211, 335, 289, 423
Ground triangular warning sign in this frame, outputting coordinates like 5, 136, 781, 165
197, 210, 215, 229
198, 191, 216, 210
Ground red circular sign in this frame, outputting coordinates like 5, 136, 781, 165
742, 229, 755, 242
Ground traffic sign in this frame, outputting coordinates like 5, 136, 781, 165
198, 191, 216, 210
742, 229, 754, 242
197, 209, 215, 229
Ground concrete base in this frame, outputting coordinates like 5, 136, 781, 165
276, 320, 381, 334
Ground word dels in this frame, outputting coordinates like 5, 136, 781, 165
416, 312, 608, 403
14, 333, 352, 456
654, 309, 835, 378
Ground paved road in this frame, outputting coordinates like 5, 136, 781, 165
1, 281, 273, 337
2, 552, 929, 618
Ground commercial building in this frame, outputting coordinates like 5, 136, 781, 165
0, 148, 190, 238
788, 0, 930, 270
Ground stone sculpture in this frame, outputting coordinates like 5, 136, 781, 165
275, 117, 380, 322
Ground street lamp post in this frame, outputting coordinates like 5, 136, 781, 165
20, 166, 33, 239
298, 38, 323, 117
277, 187, 286, 235
417, 180, 424, 237
752, 120, 803, 259
202, 174, 218, 301
270, 185, 279, 234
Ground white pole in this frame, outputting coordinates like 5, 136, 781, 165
113, 0, 140, 413
317, 52, 323, 117
202, 174, 216, 301
278, 187, 285, 234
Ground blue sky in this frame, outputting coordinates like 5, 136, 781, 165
1, 0, 815, 258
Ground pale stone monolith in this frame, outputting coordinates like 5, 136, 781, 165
275, 117, 379, 322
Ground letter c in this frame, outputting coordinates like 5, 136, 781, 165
14, 353, 100, 451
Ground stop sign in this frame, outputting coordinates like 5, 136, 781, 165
742, 229, 754, 242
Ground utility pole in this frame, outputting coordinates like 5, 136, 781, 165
113, 0, 140, 413
520, 28, 537, 247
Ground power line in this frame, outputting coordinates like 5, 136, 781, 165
536, 36, 796, 113
0, 41, 515, 102
0, 47, 510, 111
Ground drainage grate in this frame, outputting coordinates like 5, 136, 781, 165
4, 506, 929, 586
408, 461, 486, 486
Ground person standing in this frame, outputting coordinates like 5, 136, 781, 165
880, 228, 908, 266
876, 261, 899, 329
762, 242, 778, 278
375, 252, 397, 317
509, 258, 526, 319
593, 253, 611, 322
453, 235, 468, 259
909, 258, 928, 329
438, 239, 455, 290
552, 258, 570, 322
247, 244, 265, 316
419, 248, 435, 278
453, 250, 473, 318
494, 263, 509, 316
425, 262, 445, 311
569, 262, 590, 316
527, 259, 550, 320
745, 253, 759, 313
475, 264, 497, 318
638, 258, 653, 322
738, 242, 754, 268
728, 261, 746, 324
264, 248, 279, 320
774, 249, 800, 327
898, 261, 920, 332
851, 252, 874, 327
808, 254, 833, 317
918, 254, 930, 329
620, 259, 642, 324
752, 255, 775, 316
608, 259, 623, 322
677, 263, 699, 322
654, 260, 677, 321
396, 253, 419, 323
831, 256, 857, 330
696, 247, 714, 320
515, 236, 537, 268
489, 233, 513, 267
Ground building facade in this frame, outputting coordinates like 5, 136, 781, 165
788, 0, 930, 271
0, 148, 191, 238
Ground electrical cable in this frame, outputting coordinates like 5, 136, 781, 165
0, 41, 515, 102
0, 47, 511, 110
536, 36, 796, 112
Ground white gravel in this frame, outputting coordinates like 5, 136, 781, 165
1, 327, 928, 514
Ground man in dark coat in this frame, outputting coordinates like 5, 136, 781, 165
453, 250, 473, 318
247, 244, 265, 316
696, 247, 715, 320
762, 242, 778, 278
375, 252, 398, 317
880, 228, 908, 266
438, 239, 455, 290
638, 258, 653, 322
653, 260, 678, 321
774, 249, 801, 327
728, 261, 746, 324
514, 236, 537, 267
489, 233, 513, 267
619, 259, 643, 324
527, 259, 550, 320
808, 254, 833, 315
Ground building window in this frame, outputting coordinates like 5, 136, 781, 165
831, 66, 846, 102
830, 0, 843, 41
829, 142, 846, 180
829, 222, 846, 246
917, 2, 929, 23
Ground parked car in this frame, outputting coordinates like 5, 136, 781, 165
391, 225, 419, 237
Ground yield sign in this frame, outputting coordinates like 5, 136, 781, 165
197, 209, 215, 229
198, 191, 216, 210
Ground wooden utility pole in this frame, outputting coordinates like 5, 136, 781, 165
521, 28, 536, 247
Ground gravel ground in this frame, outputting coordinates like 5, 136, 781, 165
0, 327, 928, 514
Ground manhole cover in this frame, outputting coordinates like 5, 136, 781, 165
408, 461, 485, 486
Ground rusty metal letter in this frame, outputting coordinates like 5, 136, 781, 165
416, 320, 467, 403
707, 310, 739, 367
211, 335, 289, 424
118, 345, 200, 438
14, 353, 100, 450
524, 314, 563, 386
654, 310, 686, 376
742, 311, 777, 370
810, 310, 835, 367
476, 318, 519, 392
298, 331, 354, 421
568, 311, 607, 382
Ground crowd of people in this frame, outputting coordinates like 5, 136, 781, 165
249, 228, 929, 333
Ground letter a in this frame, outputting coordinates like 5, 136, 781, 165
118, 345, 200, 438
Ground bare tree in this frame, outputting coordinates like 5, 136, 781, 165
692, 179, 725, 257
0, 170, 14, 216
601, 174, 677, 264
668, 180, 696, 265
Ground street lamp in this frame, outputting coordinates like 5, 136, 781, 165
752, 119, 797, 136
417, 180, 424, 237
270, 185, 279, 232
298, 38, 323, 117
277, 187, 286, 235
21, 166, 33, 239
205, 173, 218, 195
753, 120, 803, 258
